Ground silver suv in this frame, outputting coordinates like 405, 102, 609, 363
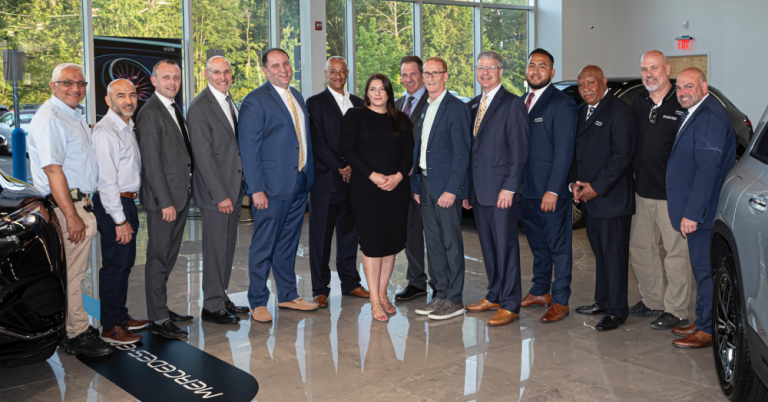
711, 104, 768, 401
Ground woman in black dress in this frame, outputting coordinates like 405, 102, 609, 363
340, 74, 414, 322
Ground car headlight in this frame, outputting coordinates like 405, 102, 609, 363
0, 202, 50, 252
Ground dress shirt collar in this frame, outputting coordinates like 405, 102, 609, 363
273, 84, 294, 99
403, 85, 426, 104
105, 108, 134, 132
427, 89, 448, 106
481, 83, 502, 103
329, 87, 350, 102
588, 89, 611, 110
156, 92, 176, 108
685, 93, 709, 116
50, 95, 84, 121
208, 83, 230, 103
530, 82, 551, 96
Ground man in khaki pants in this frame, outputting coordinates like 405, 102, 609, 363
28, 63, 114, 357
628, 50, 691, 330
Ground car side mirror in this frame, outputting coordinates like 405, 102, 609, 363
8, 121, 13, 127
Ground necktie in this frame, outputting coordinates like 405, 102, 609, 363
473, 94, 489, 137
226, 94, 239, 141
403, 96, 414, 117
586, 106, 596, 121
284, 89, 305, 172
526, 92, 535, 112
676, 110, 689, 136
172, 103, 194, 173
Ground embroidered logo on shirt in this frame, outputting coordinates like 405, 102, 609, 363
662, 115, 678, 121
595, 121, 603, 127
534, 117, 544, 123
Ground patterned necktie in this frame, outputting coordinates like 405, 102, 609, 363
284, 89, 305, 172
676, 110, 689, 136
586, 106, 596, 121
226, 94, 239, 141
403, 96, 414, 117
171, 103, 194, 173
526, 92, 535, 112
473, 94, 489, 137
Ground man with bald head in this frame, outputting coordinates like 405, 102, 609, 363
569, 65, 637, 331
628, 50, 692, 331
666, 67, 735, 348
93, 79, 147, 344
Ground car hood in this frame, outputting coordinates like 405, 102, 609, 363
0, 169, 44, 207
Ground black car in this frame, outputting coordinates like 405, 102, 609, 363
0, 169, 67, 368
0, 105, 8, 118
554, 78, 755, 227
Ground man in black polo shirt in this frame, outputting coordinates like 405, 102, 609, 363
628, 50, 692, 330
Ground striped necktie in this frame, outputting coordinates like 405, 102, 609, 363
586, 106, 596, 121
473, 94, 489, 137
284, 89, 305, 172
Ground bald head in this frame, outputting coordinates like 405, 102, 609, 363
675, 67, 708, 109
205, 56, 233, 95
640, 50, 671, 93
577, 65, 608, 106
106, 79, 137, 123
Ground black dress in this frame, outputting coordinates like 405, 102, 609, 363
340, 107, 414, 257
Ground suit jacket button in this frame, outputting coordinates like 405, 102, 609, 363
187, 163, 191, 167
577, 142, 581, 146
296, 147, 300, 150
238, 170, 242, 173
578, 159, 582, 163
473, 150, 477, 154
295, 167, 298, 170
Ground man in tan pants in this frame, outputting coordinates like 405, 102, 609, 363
628, 51, 691, 330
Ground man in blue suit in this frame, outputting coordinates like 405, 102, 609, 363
411, 57, 471, 321
518, 49, 578, 323
239, 48, 318, 323
462, 51, 529, 327
667, 67, 735, 349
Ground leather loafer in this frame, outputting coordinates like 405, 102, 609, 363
201, 308, 238, 325
344, 286, 370, 298
250, 306, 272, 323
149, 320, 189, 339
225, 301, 250, 316
521, 293, 552, 308
576, 302, 605, 315
278, 297, 319, 311
395, 285, 427, 301
672, 323, 698, 337
125, 316, 149, 330
314, 294, 329, 308
672, 330, 712, 349
488, 309, 520, 327
595, 314, 625, 331
169, 310, 193, 323
466, 298, 500, 312
102, 325, 143, 345
540, 303, 569, 323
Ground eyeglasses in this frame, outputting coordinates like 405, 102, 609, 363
54, 80, 88, 88
475, 66, 501, 72
648, 105, 658, 125
422, 71, 446, 79
328, 69, 349, 76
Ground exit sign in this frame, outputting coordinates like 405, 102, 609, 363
676, 35, 693, 50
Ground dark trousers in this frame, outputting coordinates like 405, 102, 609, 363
145, 194, 191, 322
405, 190, 436, 290
472, 201, 522, 313
93, 194, 140, 329
248, 172, 307, 308
519, 197, 573, 305
585, 213, 631, 319
420, 176, 465, 304
200, 189, 243, 312
308, 186, 361, 296
688, 229, 713, 334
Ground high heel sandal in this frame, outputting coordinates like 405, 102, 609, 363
380, 298, 397, 314
371, 304, 388, 321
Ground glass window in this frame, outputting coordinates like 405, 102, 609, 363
423, 4, 474, 100
93, 0, 182, 38
753, 125, 768, 163
280, 0, 301, 92
483, 7, 528, 95
483, 0, 530, 5
327, 0, 346, 60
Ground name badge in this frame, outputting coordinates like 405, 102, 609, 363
675, 110, 684, 116
662, 115, 677, 121
595, 121, 603, 127
471, 104, 479, 109
534, 117, 544, 123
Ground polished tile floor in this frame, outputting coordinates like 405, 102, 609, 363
0, 207, 727, 401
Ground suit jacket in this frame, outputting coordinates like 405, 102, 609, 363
238, 81, 314, 200
666, 95, 736, 230
306, 88, 363, 193
135, 93, 192, 211
187, 87, 244, 210
567, 93, 637, 219
467, 86, 530, 206
395, 91, 429, 128
521, 85, 578, 200
410, 91, 471, 200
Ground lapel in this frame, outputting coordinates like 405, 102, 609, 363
410, 92, 429, 124
395, 96, 404, 111
426, 91, 451, 151
475, 86, 506, 138
528, 85, 555, 118
468, 95, 481, 124
578, 93, 611, 137
204, 87, 235, 136
322, 88, 343, 119
150, 93, 186, 149
672, 95, 713, 152
266, 81, 294, 123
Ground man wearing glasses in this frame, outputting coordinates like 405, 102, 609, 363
28, 63, 114, 357
628, 50, 692, 330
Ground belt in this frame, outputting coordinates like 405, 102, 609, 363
95, 191, 139, 199
45, 188, 89, 209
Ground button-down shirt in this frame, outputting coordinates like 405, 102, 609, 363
273, 85, 308, 162
473, 83, 502, 128
155, 92, 186, 135
525, 82, 552, 112
401, 85, 426, 117
28, 96, 97, 195
93, 109, 141, 223
678, 93, 709, 134
329, 87, 354, 115
208, 83, 238, 132
419, 89, 448, 171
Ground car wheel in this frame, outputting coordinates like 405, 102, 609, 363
712, 253, 768, 401
572, 200, 584, 229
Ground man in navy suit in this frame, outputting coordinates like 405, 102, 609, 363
570, 65, 637, 331
667, 68, 735, 349
411, 57, 471, 321
518, 49, 578, 323
306, 56, 369, 308
239, 48, 319, 323
462, 51, 529, 327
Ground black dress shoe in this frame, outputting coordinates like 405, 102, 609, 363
575, 303, 606, 315
149, 320, 189, 339
202, 308, 238, 325
63, 326, 114, 357
395, 285, 427, 301
596, 314, 625, 331
169, 310, 194, 323
650, 312, 689, 330
224, 301, 250, 316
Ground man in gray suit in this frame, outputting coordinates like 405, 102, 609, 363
188, 56, 250, 325
137, 59, 194, 339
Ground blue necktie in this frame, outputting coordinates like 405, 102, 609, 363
677, 110, 689, 135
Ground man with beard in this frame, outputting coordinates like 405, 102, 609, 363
517, 49, 578, 323
627, 50, 692, 330
92, 79, 147, 344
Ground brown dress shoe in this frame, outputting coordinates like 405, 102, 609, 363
521, 293, 552, 308
126, 316, 149, 330
540, 303, 569, 323
278, 297, 319, 311
102, 325, 143, 345
313, 294, 329, 308
672, 330, 712, 349
488, 309, 520, 327
672, 323, 697, 337
466, 298, 500, 312
344, 286, 370, 298
250, 306, 273, 323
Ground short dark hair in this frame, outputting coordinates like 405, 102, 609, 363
529, 48, 554, 65
152, 59, 179, 76
400, 56, 423, 73
262, 48, 290, 67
